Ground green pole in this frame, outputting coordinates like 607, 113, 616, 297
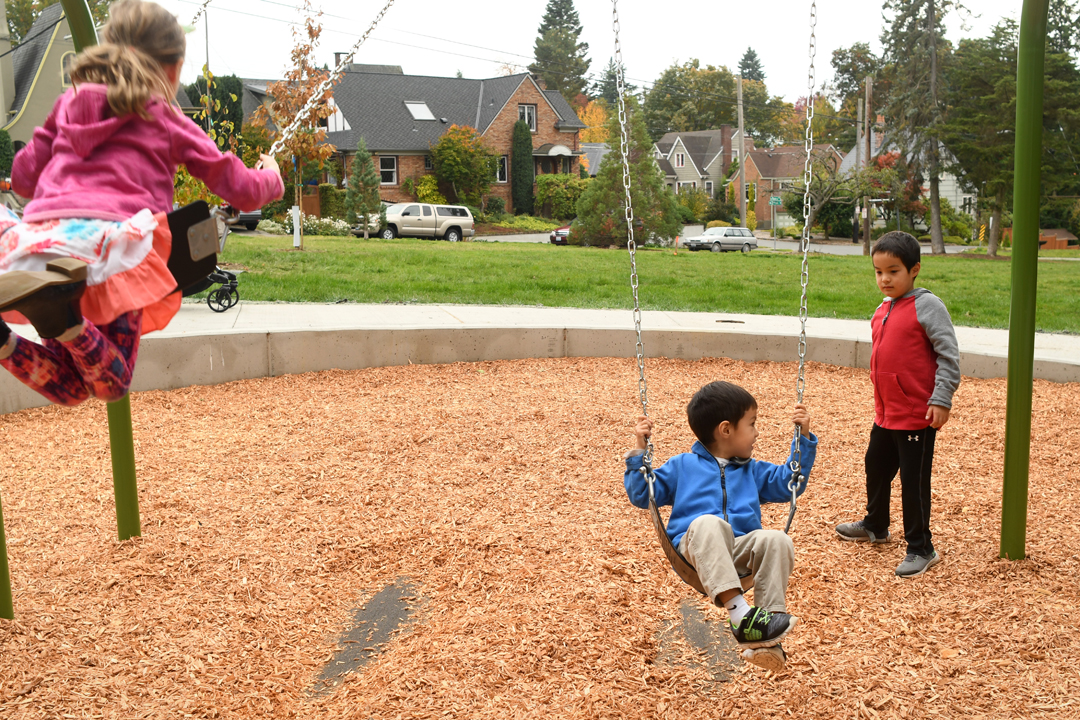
1, 491, 12, 619
1000, 0, 1049, 561
107, 395, 142, 540
58, 0, 141, 540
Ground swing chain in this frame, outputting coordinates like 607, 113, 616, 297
786, 0, 817, 534
612, 0, 654, 478
267, 0, 397, 157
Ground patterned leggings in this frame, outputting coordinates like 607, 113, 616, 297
0, 310, 142, 406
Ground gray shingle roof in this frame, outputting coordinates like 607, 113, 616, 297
9, 4, 64, 117
581, 142, 609, 176
543, 91, 586, 129
656, 129, 727, 174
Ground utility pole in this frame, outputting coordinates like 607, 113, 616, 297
927, 0, 945, 255
737, 74, 746, 227
862, 76, 873, 255
853, 101, 863, 243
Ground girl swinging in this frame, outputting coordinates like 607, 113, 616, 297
0, 0, 283, 406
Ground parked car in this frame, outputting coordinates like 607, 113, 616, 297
379, 203, 474, 242
550, 225, 570, 245
684, 226, 758, 253
221, 205, 261, 231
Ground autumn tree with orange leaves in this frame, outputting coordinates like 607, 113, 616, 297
579, 100, 609, 143
251, 0, 338, 216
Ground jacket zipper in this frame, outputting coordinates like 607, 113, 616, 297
719, 464, 729, 523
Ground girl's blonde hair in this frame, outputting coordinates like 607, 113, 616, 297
69, 0, 186, 119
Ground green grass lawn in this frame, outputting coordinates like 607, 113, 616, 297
218, 235, 1080, 334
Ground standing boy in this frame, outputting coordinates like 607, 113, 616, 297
836, 231, 960, 578
625, 381, 817, 671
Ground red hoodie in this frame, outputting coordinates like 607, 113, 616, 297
13, 84, 283, 223
870, 288, 961, 430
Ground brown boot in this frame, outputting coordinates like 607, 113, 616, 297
0, 259, 87, 339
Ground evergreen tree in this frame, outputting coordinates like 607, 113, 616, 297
591, 57, 635, 105
882, 0, 960, 255
0, 129, 13, 178
529, 0, 590, 104
186, 74, 245, 134
738, 48, 766, 82
574, 97, 681, 246
345, 138, 382, 239
1048, 0, 1080, 54
511, 120, 535, 215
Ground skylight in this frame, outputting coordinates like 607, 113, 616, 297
405, 101, 435, 120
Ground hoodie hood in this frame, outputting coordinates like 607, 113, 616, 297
56, 85, 140, 159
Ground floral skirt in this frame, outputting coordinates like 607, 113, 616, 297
0, 205, 180, 335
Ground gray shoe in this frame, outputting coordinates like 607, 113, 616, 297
835, 520, 890, 543
895, 551, 941, 578
741, 643, 786, 672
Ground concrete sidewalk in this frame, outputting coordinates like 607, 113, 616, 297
2, 300, 1077, 414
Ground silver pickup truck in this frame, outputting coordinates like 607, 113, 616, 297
379, 203, 474, 242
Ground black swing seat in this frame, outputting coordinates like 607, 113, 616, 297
648, 496, 754, 598
166, 201, 222, 293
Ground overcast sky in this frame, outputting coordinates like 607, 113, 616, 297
160, 0, 1026, 107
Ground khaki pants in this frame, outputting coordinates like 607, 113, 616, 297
678, 514, 794, 612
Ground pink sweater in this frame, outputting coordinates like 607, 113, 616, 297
13, 84, 284, 223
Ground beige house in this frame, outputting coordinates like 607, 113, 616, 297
2, 4, 78, 148
1, 5, 196, 153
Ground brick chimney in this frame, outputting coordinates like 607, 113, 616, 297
530, 73, 547, 90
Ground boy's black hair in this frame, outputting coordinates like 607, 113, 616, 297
871, 231, 921, 270
686, 381, 757, 445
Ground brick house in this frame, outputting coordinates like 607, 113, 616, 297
745, 144, 844, 230
243, 65, 586, 211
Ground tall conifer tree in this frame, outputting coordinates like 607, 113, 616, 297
738, 48, 766, 82
529, 0, 590, 104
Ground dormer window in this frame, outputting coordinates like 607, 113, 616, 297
405, 101, 435, 120
675, 153, 685, 168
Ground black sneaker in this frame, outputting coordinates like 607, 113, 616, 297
836, 520, 890, 544
729, 607, 798, 649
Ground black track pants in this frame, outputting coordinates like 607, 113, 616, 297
862, 423, 936, 557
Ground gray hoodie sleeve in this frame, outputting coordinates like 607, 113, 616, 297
914, 291, 961, 408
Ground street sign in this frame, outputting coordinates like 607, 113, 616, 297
768, 196, 782, 206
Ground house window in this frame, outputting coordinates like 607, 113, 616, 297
675, 153, 685, 168
496, 156, 508, 183
705, 181, 714, 197
745, 182, 756, 201
519, 104, 537, 131
405, 101, 436, 120
60, 52, 76, 87
562, 157, 572, 174
424, 155, 433, 171
379, 156, 397, 185
676, 181, 697, 194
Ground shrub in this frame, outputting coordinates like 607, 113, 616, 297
782, 225, 801, 238
485, 196, 506, 215
493, 215, 561, 232
257, 219, 287, 235
676, 187, 709, 222
511, 120, 534, 214
705, 195, 738, 224
318, 183, 346, 220
707, 220, 731, 229
535, 173, 589, 219
676, 204, 696, 224
416, 175, 447, 204
282, 213, 353, 236
746, 210, 757, 232
0, 129, 13, 177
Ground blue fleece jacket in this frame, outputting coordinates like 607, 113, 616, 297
624, 434, 818, 548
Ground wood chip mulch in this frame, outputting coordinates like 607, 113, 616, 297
1, 357, 1078, 719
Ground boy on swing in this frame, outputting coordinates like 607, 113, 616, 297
624, 381, 817, 672
836, 231, 960, 578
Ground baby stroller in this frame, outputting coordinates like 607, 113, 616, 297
177, 204, 240, 312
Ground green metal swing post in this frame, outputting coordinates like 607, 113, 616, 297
1, 491, 12, 619
59, 0, 141, 541
1000, 0, 1049, 561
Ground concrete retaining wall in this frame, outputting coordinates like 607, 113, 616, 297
2, 326, 1077, 415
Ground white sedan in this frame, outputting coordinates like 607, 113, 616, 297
684, 226, 758, 253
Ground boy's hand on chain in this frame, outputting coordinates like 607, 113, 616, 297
793, 403, 811, 438
633, 415, 654, 450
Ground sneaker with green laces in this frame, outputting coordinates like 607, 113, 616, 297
895, 550, 941, 578
835, 520, 890, 544
729, 607, 798, 649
